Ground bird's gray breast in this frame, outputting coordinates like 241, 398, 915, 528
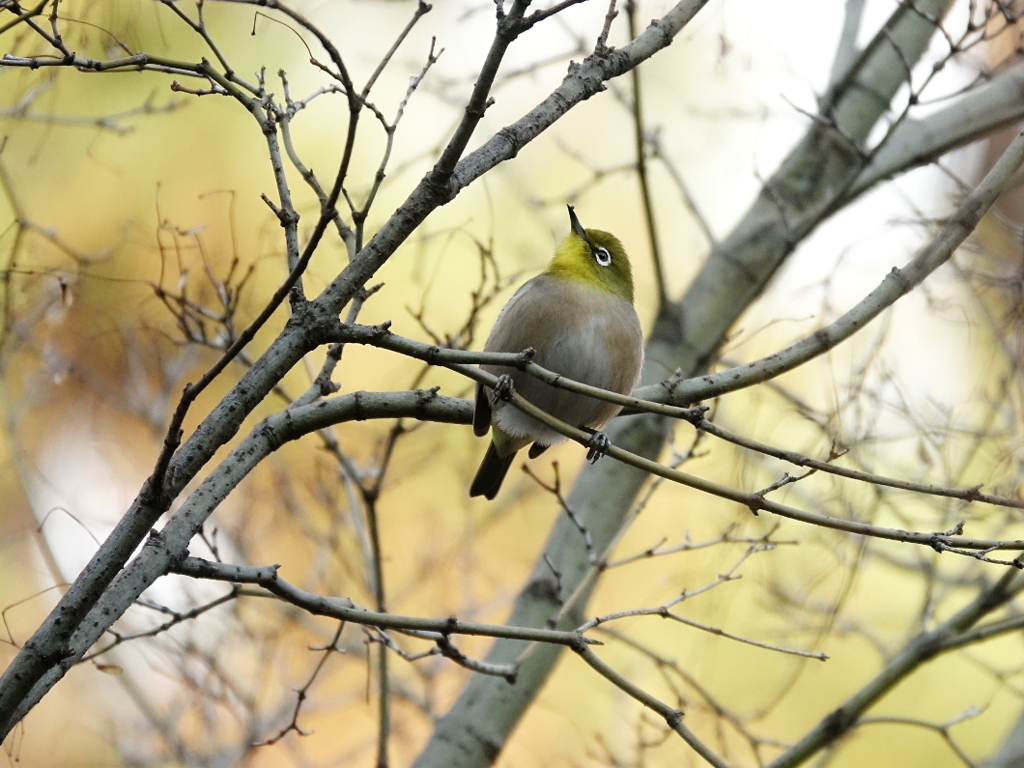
482, 275, 643, 442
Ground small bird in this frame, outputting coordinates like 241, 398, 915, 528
469, 206, 644, 500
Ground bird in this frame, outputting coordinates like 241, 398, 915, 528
469, 206, 644, 500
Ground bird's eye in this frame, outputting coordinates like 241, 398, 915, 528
594, 246, 612, 267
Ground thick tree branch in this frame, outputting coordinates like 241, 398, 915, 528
662, 124, 1024, 403
413, 3, 959, 766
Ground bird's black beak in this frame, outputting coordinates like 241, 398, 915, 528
567, 205, 588, 241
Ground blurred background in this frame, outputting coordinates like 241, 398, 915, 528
1, 1, 1023, 766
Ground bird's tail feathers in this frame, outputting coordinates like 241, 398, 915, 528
470, 442, 516, 500
528, 443, 549, 459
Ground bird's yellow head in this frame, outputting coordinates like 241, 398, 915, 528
546, 206, 635, 305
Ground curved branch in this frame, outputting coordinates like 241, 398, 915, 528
766, 568, 1024, 768
659, 124, 1024, 403
337, 326, 1024, 513
172, 557, 594, 648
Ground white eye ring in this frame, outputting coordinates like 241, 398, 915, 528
594, 246, 612, 267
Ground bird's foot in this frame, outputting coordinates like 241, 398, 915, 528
490, 374, 515, 405
583, 429, 611, 464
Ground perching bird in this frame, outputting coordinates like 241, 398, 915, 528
469, 206, 644, 500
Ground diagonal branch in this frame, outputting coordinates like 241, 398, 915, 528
412, 3, 960, 766
766, 568, 1024, 768
661, 124, 1024, 404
